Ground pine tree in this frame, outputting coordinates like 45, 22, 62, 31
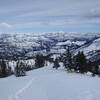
53, 58, 60, 69
0, 60, 13, 78
2, 60, 7, 76
63, 47, 73, 71
74, 51, 87, 73
35, 54, 45, 68
87, 61, 92, 72
0, 60, 7, 77
91, 64, 99, 76
15, 61, 26, 77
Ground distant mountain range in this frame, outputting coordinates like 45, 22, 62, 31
0, 32, 100, 61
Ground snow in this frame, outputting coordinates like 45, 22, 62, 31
56, 40, 72, 46
56, 40, 86, 46
77, 37, 100, 55
0, 65, 100, 100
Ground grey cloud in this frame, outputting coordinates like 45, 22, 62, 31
90, 8, 100, 18
81, 7, 100, 24
0, 23, 12, 30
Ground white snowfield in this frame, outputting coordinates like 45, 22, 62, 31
0, 65, 100, 100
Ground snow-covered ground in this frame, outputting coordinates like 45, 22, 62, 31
0, 64, 100, 100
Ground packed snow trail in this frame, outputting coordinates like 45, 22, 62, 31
9, 72, 54, 100
0, 66, 100, 100
9, 78, 36, 100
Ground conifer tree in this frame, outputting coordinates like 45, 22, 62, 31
0, 60, 13, 78
0, 60, 7, 77
63, 47, 73, 71
74, 51, 87, 73
15, 61, 26, 77
53, 58, 60, 69
1, 60, 7, 76
35, 54, 45, 68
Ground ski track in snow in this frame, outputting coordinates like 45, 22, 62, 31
8, 77, 37, 100
8, 72, 49, 100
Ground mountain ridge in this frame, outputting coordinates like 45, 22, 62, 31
0, 32, 100, 61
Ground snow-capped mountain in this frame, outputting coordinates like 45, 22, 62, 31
0, 32, 100, 61
74, 37, 100, 61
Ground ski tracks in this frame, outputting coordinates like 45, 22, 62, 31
8, 77, 37, 100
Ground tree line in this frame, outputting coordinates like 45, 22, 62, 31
53, 47, 100, 76
0, 47, 100, 78
0, 54, 45, 78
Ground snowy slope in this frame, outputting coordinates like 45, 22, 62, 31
76, 38, 100, 54
0, 65, 100, 100
56, 40, 86, 46
74, 37, 100, 61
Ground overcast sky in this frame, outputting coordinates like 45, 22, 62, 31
0, 0, 100, 32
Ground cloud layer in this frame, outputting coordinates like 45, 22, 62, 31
0, 0, 100, 32
0, 23, 12, 30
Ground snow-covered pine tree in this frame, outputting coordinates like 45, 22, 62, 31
62, 47, 73, 71
15, 61, 26, 77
